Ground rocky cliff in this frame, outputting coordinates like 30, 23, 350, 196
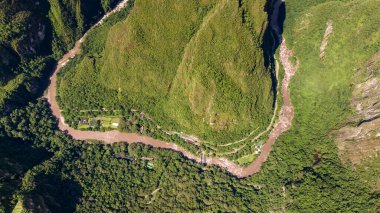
335, 51, 380, 189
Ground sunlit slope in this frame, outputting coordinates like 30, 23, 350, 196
100, 0, 217, 97
166, 0, 273, 139
279, 0, 380, 200
60, 0, 274, 143
285, 0, 380, 126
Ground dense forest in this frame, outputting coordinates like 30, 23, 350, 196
0, 0, 379, 212
1, 99, 379, 212
0, 0, 118, 112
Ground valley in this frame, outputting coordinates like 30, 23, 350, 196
1, 0, 379, 211
46, 0, 295, 177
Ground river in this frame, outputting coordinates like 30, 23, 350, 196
46, 0, 297, 178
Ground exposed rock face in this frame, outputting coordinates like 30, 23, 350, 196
335, 51, 380, 165
334, 52, 380, 191
335, 119, 380, 165
352, 78, 380, 122
319, 20, 333, 60
352, 52, 380, 123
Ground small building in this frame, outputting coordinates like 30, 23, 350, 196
254, 140, 265, 155
78, 118, 88, 125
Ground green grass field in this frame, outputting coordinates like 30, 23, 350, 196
236, 153, 256, 165
77, 116, 120, 130
11, 200, 24, 213
58, 0, 275, 147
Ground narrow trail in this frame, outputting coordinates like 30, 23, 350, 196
217, 0, 287, 149
214, 56, 281, 155
46, 0, 297, 177
216, 58, 281, 150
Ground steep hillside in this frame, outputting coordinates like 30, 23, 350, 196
48, 0, 121, 57
0, 1, 120, 208
281, 0, 380, 203
0, 0, 119, 112
58, 0, 275, 145
0, 138, 49, 212
0, 0, 380, 212
335, 50, 380, 190
166, 0, 272, 139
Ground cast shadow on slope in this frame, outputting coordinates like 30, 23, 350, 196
263, 0, 286, 109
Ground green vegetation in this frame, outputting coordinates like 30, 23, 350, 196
236, 153, 256, 165
0, 0, 380, 212
76, 115, 120, 130
48, 0, 121, 58
0, 98, 378, 212
57, 0, 275, 148
11, 200, 24, 213
0, 0, 121, 112
275, 0, 380, 209
0, 137, 50, 212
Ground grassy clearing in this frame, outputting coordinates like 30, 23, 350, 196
236, 154, 256, 166
11, 200, 24, 213
76, 116, 120, 130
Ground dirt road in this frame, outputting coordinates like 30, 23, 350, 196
46, 0, 297, 178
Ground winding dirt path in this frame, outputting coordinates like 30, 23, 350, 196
45, 0, 297, 178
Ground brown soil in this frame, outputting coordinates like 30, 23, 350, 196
46, 0, 297, 178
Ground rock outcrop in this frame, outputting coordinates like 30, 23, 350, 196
335, 51, 380, 165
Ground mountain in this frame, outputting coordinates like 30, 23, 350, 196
0, 0, 118, 112
57, 0, 275, 145
0, 0, 379, 212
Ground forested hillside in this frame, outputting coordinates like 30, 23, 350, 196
57, 0, 275, 146
0, 0, 122, 211
284, 0, 380, 192
0, 0, 379, 212
0, 0, 118, 112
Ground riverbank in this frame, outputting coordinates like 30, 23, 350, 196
46, 0, 297, 178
